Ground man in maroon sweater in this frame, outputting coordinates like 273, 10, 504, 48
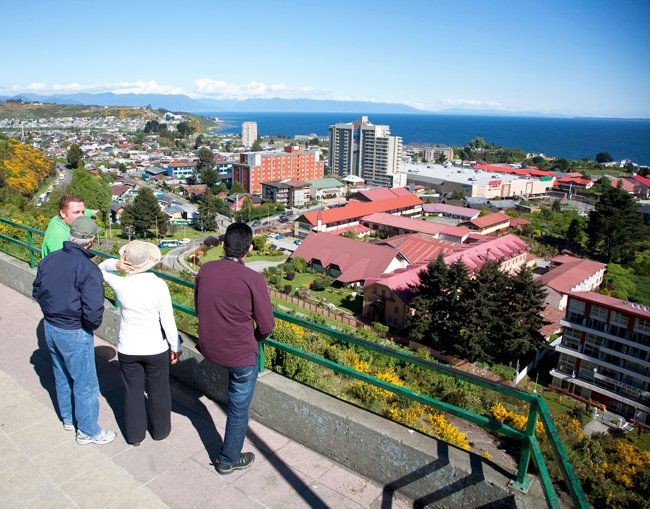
194, 223, 274, 474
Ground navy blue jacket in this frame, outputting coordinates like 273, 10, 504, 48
32, 242, 104, 331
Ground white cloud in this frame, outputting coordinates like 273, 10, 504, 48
440, 98, 508, 109
2, 80, 184, 95
193, 78, 321, 99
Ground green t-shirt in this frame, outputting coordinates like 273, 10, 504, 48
41, 210, 95, 257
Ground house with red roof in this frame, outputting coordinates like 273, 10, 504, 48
459, 212, 511, 235
362, 234, 529, 328
361, 212, 470, 243
538, 255, 606, 310
289, 233, 409, 285
609, 178, 637, 194
630, 174, 650, 198
554, 176, 593, 191
294, 194, 423, 238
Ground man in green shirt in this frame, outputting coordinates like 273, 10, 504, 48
42, 195, 97, 257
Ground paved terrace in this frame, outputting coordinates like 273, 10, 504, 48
0, 283, 412, 509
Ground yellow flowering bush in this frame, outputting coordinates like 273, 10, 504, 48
490, 403, 543, 435
428, 412, 471, 450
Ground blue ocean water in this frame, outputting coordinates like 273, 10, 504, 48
200, 112, 650, 166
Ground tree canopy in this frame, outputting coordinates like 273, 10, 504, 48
67, 143, 83, 169
229, 181, 246, 194
121, 187, 168, 238
587, 187, 646, 263
595, 151, 613, 163
409, 257, 547, 364
66, 169, 111, 223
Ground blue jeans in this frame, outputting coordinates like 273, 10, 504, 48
44, 321, 101, 437
219, 359, 258, 465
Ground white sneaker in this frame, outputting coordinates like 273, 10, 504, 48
63, 423, 75, 431
76, 429, 117, 445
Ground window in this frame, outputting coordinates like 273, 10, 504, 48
558, 354, 576, 375
562, 330, 581, 351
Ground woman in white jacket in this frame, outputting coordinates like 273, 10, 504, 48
99, 240, 181, 446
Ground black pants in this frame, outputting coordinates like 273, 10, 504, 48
118, 349, 171, 444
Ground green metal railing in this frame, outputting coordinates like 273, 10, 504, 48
0, 217, 590, 509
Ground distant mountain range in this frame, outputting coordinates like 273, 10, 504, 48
0, 93, 425, 114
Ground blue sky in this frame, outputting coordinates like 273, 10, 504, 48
2, 0, 649, 118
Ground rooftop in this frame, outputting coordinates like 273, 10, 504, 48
538, 256, 606, 294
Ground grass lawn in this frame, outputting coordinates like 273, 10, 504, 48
274, 271, 362, 314
537, 387, 586, 417
198, 244, 288, 263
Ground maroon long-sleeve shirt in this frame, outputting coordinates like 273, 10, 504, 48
194, 258, 275, 368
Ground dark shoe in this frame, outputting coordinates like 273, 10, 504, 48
216, 452, 255, 475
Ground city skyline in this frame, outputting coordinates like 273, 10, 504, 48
2, 0, 649, 118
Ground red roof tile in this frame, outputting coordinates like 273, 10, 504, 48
567, 292, 650, 319
298, 195, 423, 226
538, 256, 606, 294
378, 233, 456, 263
290, 233, 406, 283
465, 212, 511, 230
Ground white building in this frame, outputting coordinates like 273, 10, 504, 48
241, 121, 258, 149
329, 116, 404, 189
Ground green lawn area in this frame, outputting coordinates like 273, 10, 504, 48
537, 387, 586, 417
198, 244, 288, 263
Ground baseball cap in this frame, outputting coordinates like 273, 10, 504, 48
69, 216, 99, 240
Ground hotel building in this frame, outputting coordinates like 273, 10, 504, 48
328, 116, 405, 188
241, 121, 258, 149
551, 292, 650, 426
232, 145, 324, 194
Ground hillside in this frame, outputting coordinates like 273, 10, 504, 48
0, 101, 158, 121
0, 93, 425, 114
0, 101, 216, 129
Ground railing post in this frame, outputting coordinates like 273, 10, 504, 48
509, 398, 538, 493
258, 342, 265, 373
27, 231, 35, 268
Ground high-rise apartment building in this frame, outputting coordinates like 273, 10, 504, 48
241, 121, 258, 149
232, 145, 324, 194
550, 292, 650, 426
329, 116, 405, 188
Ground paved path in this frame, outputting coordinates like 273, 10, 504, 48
0, 284, 412, 509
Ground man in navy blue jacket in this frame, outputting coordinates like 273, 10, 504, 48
33, 216, 116, 445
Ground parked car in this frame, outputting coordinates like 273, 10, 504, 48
293, 239, 302, 245
275, 234, 284, 240
179, 238, 191, 244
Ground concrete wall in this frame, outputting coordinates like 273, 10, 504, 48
0, 252, 545, 508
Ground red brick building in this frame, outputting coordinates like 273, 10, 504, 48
232, 145, 324, 194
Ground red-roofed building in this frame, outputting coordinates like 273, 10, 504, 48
538, 255, 606, 310
423, 203, 481, 221
289, 233, 409, 285
361, 212, 470, 243
460, 212, 511, 235
554, 176, 594, 191
609, 178, 637, 194
376, 233, 456, 263
551, 292, 650, 425
294, 194, 423, 238
630, 174, 650, 198
349, 187, 413, 202
362, 234, 529, 328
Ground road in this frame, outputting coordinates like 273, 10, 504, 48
162, 240, 203, 274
